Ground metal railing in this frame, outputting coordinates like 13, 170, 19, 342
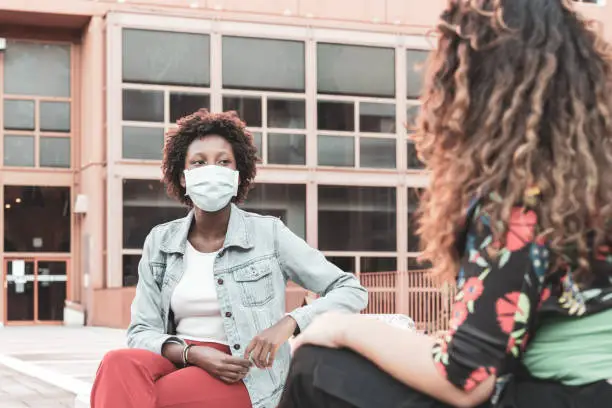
360, 270, 455, 334
285, 270, 455, 335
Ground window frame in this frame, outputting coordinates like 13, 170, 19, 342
106, 13, 433, 289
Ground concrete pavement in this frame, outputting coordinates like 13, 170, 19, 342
0, 326, 126, 407
0, 364, 74, 408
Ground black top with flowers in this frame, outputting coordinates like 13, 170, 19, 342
432, 200, 612, 392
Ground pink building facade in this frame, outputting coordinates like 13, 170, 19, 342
0, 0, 608, 330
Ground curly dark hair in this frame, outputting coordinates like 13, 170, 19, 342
162, 109, 258, 206
414, 0, 612, 282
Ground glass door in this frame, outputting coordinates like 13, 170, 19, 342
4, 259, 35, 322
3, 258, 68, 324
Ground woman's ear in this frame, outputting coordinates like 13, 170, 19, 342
180, 172, 186, 189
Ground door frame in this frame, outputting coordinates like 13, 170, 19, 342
2, 255, 70, 325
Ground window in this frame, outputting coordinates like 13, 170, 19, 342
123, 29, 210, 86
317, 101, 396, 169
241, 183, 306, 239
122, 180, 187, 249
120, 87, 210, 160
221, 36, 306, 166
222, 37, 305, 92
2, 41, 72, 168
317, 43, 395, 97
122, 180, 188, 286
120, 29, 211, 161
223, 96, 306, 166
318, 186, 396, 251
316, 42, 396, 170
4, 186, 71, 252
4, 41, 71, 97
406, 50, 429, 99
361, 257, 397, 273
408, 188, 423, 253
406, 49, 427, 170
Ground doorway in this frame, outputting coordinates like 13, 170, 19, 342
3, 258, 68, 324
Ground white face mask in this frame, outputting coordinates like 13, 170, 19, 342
184, 165, 239, 212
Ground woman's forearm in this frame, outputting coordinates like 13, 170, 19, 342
338, 315, 495, 408
162, 342, 186, 366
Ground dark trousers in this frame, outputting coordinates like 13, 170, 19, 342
278, 346, 612, 408
278, 345, 490, 408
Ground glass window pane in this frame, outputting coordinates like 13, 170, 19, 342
408, 188, 423, 252
241, 183, 306, 239
360, 103, 396, 133
40, 102, 71, 132
4, 41, 71, 97
123, 255, 140, 287
4, 135, 34, 167
37, 261, 67, 321
123, 89, 164, 122
318, 43, 395, 97
223, 96, 262, 127
406, 104, 421, 132
407, 50, 430, 99
360, 137, 396, 168
222, 37, 305, 92
122, 126, 165, 160
361, 257, 397, 273
169, 93, 210, 123
40, 137, 70, 168
407, 141, 425, 169
3, 100, 35, 130
4, 186, 71, 252
123, 29, 210, 86
252, 131, 263, 159
408, 257, 432, 270
317, 101, 354, 131
123, 180, 188, 249
268, 99, 305, 129
6, 261, 35, 321
318, 186, 396, 251
317, 135, 354, 167
267, 133, 306, 165
326, 256, 356, 274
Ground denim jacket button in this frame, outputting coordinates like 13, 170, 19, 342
233, 344, 241, 350
217, 278, 224, 285
225, 311, 232, 318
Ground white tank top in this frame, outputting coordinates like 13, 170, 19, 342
170, 242, 228, 344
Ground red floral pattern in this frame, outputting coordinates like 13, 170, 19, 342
462, 277, 484, 302
506, 208, 537, 251
449, 301, 468, 332
465, 366, 497, 392
495, 292, 525, 334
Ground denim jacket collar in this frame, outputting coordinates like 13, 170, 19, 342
159, 204, 254, 254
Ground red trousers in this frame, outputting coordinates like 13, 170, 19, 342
90, 342, 252, 408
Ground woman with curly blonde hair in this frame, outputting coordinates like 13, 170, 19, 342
278, 1, 612, 407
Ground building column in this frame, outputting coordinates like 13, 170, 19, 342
78, 15, 106, 325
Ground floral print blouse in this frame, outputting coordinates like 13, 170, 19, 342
432, 197, 612, 395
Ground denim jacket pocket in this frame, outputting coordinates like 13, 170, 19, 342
149, 262, 166, 289
234, 261, 274, 307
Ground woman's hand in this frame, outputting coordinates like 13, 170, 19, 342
189, 346, 252, 384
292, 312, 352, 351
244, 316, 297, 368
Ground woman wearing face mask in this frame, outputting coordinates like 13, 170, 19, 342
90, 109, 368, 408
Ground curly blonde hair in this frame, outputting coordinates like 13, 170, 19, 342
414, 0, 612, 283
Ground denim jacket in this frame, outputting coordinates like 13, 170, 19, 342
127, 204, 368, 408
